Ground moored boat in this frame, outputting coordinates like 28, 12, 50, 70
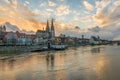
51, 45, 68, 50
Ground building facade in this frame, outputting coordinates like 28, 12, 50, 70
35, 19, 55, 45
0, 25, 6, 45
4, 32, 18, 45
89, 36, 100, 45
0, 25, 6, 33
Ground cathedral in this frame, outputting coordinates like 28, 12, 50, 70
0, 24, 6, 41
36, 18, 55, 39
0, 25, 6, 33
46, 18, 55, 39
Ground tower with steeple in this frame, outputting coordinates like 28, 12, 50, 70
46, 20, 50, 33
50, 18, 55, 39
0, 24, 6, 33
46, 20, 50, 38
3, 25, 6, 32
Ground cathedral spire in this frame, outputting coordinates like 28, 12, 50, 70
51, 19, 54, 29
46, 20, 50, 33
51, 18, 55, 38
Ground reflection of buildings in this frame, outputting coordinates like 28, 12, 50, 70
46, 53, 66, 70
46, 53, 68, 80
46, 53, 54, 70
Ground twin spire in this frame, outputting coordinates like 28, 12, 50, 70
51, 18, 54, 32
45, 18, 55, 38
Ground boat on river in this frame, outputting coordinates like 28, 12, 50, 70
51, 45, 68, 50
31, 44, 68, 52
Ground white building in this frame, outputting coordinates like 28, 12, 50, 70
89, 36, 100, 45
4, 32, 18, 45
16, 31, 33, 46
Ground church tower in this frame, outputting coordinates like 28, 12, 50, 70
46, 20, 50, 38
46, 20, 50, 33
3, 25, 6, 32
51, 18, 55, 38
0, 24, 6, 33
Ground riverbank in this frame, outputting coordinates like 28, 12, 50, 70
0, 46, 46, 53
0, 43, 112, 54
0, 44, 69, 53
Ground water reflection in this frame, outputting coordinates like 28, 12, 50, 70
91, 47, 100, 53
46, 53, 54, 70
0, 46, 120, 80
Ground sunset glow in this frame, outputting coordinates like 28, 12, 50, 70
0, 0, 120, 40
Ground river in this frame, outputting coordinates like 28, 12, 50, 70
0, 45, 120, 80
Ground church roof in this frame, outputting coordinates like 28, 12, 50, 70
91, 36, 99, 41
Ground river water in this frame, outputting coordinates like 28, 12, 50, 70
0, 45, 120, 80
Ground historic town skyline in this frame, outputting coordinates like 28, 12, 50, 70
0, 0, 120, 40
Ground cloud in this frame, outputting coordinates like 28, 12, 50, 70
40, 2, 47, 7
59, 0, 65, 2
95, 0, 111, 9
72, 10, 80, 16
56, 5, 70, 16
114, 0, 120, 6
75, 26, 80, 30
24, 1, 30, 6
33, 9, 51, 18
0, 0, 46, 32
74, 17, 79, 21
86, 23, 120, 40
4, 22, 20, 31
48, 0, 56, 7
12, 0, 18, 5
46, 8, 54, 12
93, 2, 120, 27
54, 20, 85, 37
83, 1, 94, 11
1, 22, 35, 34
88, 26, 101, 33
94, 0, 112, 26
92, 0, 120, 40
81, 16, 92, 23
4, 0, 11, 4
33, 9, 40, 15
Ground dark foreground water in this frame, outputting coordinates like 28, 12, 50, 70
0, 45, 120, 80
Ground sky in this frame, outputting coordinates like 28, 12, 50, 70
0, 0, 120, 40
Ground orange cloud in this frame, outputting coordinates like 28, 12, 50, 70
83, 1, 94, 11
48, 0, 56, 7
56, 5, 70, 16
113, 36, 120, 40
0, 0, 46, 32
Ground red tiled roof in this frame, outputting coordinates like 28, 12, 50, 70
16, 31, 26, 37
5, 32, 14, 36
15, 31, 37, 39
30, 35, 37, 39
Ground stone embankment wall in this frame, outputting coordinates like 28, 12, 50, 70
0, 46, 43, 52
